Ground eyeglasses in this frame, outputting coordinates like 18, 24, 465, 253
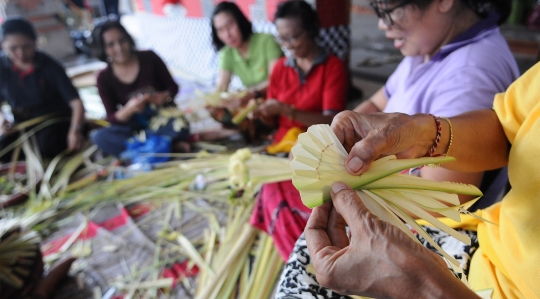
369, 0, 412, 26
275, 31, 306, 45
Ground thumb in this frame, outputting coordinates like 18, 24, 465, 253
330, 182, 372, 235
345, 131, 389, 175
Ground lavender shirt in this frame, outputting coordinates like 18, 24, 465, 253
384, 14, 520, 117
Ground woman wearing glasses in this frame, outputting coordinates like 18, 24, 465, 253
248, 0, 348, 261
211, 1, 283, 106
276, 0, 519, 297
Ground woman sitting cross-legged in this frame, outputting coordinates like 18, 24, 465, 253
91, 20, 190, 157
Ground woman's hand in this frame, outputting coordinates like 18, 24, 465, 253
115, 95, 149, 122
306, 182, 479, 299
149, 91, 172, 106
67, 127, 85, 152
254, 99, 290, 118
1, 117, 13, 135
331, 111, 437, 175
126, 95, 148, 113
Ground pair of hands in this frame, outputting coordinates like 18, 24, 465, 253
252, 99, 291, 119
306, 111, 479, 298
220, 91, 255, 110
124, 92, 171, 115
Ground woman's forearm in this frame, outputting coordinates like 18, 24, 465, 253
415, 110, 509, 172
69, 99, 85, 131
290, 109, 335, 127
216, 70, 232, 92
114, 105, 135, 123
354, 87, 387, 113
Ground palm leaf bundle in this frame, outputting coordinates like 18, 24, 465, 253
290, 124, 483, 276
148, 107, 189, 132
0, 218, 41, 289
196, 90, 248, 108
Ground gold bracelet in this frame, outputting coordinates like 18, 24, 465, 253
439, 116, 453, 156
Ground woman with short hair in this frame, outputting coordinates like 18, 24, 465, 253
0, 17, 86, 162
249, 0, 348, 261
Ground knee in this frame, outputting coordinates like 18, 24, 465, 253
90, 128, 107, 148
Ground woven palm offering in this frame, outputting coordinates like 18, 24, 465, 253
291, 124, 483, 276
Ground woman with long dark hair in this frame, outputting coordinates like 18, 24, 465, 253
91, 20, 189, 157
211, 1, 283, 106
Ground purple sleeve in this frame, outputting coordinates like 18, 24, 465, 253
96, 70, 120, 124
384, 57, 407, 99
148, 51, 179, 98
427, 65, 513, 117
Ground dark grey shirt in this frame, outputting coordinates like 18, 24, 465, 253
0, 51, 79, 122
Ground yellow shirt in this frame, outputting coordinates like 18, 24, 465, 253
469, 62, 540, 298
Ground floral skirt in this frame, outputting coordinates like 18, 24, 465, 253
275, 226, 479, 299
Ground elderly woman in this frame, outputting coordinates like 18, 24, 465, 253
0, 18, 86, 163
305, 59, 540, 298
248, 0, 348, 261
354, 0, 519, 207
276, 0, 519, 296
91, 20, 189, 157
212, 1, 283, 105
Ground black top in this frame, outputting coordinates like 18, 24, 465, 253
0, 51, 79, 123
97, 50, 179, 124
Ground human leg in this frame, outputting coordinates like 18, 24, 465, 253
91, 125, 134, 157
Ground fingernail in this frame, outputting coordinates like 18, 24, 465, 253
332, 182, 348, 193
348, 157, 364, 173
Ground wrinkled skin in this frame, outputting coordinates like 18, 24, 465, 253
304, 111, 481, 298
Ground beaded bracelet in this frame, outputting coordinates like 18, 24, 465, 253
425, 114, 441, 157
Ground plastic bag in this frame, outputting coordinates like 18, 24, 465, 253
120, 135, 172, 165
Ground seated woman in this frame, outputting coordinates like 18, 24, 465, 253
354, 0, 519, 209
248, 0, 348, 260
276, 0, 519, 296
91, 20, 189, 157
0, 18, 86, 163
304, 59, 540, 298
211, 1, 283, 106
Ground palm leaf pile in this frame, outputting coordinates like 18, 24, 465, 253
0, 218, 41, 289
1, 148, 290, 298
0, 114, 494, 298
